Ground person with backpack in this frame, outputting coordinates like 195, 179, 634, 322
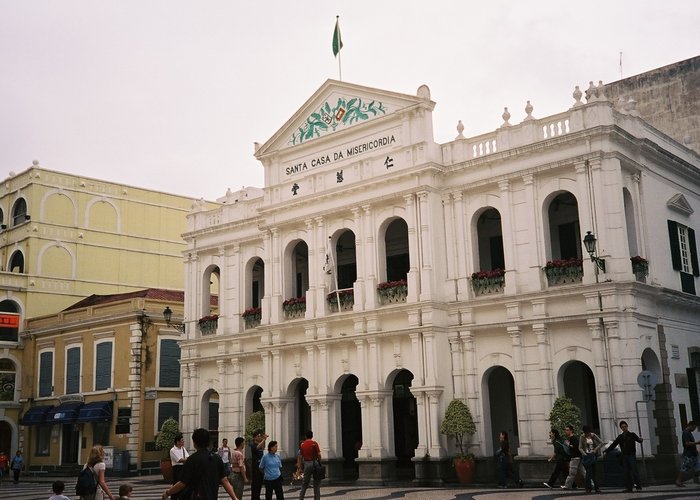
579, 425, 604, 493
162, 427, 238, 500
77, 444, 114, 500
297, 430, 322, 500
561, 425, 584, 489
543, 429, 570, 488
495, 431, 523, 488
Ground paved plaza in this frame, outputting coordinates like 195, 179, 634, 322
2, 475, 700, 500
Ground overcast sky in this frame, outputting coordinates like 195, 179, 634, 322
2, 1, 699, 201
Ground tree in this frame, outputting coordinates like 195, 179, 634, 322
245, 410, 265, 442
439, 399, 476, 458
548, 396, 582, 435
155, 417, 180, 459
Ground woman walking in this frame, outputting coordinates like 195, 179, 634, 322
579, 425, 604, 493
543, 429, 569, 488
496, 431, 523, 488
80, 445, 115, 500
259, 441, 284, 500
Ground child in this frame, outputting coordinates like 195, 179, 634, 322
118, 483, 134, 498
48, 480, 71, 500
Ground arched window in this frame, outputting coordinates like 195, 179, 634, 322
0, 301, 20, 342
0, 359, 17, 401
9, 251, 24, 274
11, 198, 28, 226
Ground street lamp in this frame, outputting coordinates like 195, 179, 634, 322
583, 231, 606, 273
162, 306, 185, 333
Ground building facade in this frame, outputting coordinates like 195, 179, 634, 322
181, 78, 700, 483
20, 289, 186, 474
0, 165, 212, 461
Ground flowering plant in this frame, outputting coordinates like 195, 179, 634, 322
544, 258, 583, 270
282, 296, 306, 307
471, 268, 504, 280
327, 289, 354, 305
198, 314, 219, 325
241, 307, 261, 318
630, 256, 648, 265
377, 279, 407, 290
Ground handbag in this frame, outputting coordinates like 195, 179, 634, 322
312, 443, 326, 480
582, 453, 597, 467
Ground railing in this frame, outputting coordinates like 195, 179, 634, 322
283, 297, 306, 319
198, 316, 218, 335
377, 280, 408, 305
471, 270, 505, 295
543, 259, 583, 286
327, 289, 354, 312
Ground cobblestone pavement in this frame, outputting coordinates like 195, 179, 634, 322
3, 476, 700, 500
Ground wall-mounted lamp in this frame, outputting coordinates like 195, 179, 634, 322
163, 306, 185, 333
583, 231, 606, 273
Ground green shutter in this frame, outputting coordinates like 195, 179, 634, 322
95, 342, 112, 391
159, 339, 181, 388
39, 352, 53, 397
66, 347, 81, 394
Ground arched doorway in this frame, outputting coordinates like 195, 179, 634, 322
201, 390, 219, 450
340, 374, 361, 480
392, 369, 417, 480
294, 379, 311, 446
0, 420, 12, 457
562, 361, 600, 432
485, 367, 519, 452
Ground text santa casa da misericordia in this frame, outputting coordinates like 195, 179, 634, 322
285, 135, 396, 176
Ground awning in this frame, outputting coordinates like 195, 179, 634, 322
77, 400, 113, 423
47, 402, 83, 424
20, 405, 52, 426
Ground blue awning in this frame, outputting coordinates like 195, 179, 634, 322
20, 405, 52, 426
77, 400, 113, 423
47, 402, 83, 424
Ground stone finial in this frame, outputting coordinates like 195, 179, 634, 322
32, 160, 39, 166
596, 80, 606, 101
585, 81, 597, 102
501, 107, 512, 128
523, 100, 534, 121
617, 96, 627, 112
456, 120, 465, 139
625, 98, 640, 117
572, 86, 583, 107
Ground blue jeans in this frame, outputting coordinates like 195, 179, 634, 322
621, 454, 640, 491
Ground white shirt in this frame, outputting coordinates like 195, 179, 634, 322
170, 444, 189, 466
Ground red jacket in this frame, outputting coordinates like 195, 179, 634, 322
299, 439, 320, 461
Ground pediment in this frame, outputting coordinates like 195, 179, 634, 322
667, 193, 694, 215
255, 79, 434, 158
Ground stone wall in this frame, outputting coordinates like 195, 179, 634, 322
604, 56, 700, 155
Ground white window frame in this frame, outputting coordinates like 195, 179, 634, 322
157, 335, 182, 389
65, 344, 82, 395
678, 224, 693, 274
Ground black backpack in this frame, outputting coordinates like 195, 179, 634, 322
75, 465, 97, 496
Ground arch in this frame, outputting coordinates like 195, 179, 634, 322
0, 207, 4, 227
482, 366, 519, 454
334, 230, 357, 290
11, 198, 28, 226
543, 191, 582, 261
378, 217, 409, 283
245, 386, 264, 425
41, 190, 77, 226
623, 187, 639, 257
337, 374, 361, 479
200, 264, 220, 319
0, 358, 17, 402
560, 360, 600, 432
391, 368, 417, 480
286, 377, 311, 445
283, 240, 309, 301
245, 257, 265, 310
472, 207, 505, 272
85, 197, 120, 232
0, 300, 20, 343
0, 419, 16, 458
8, 250, 24, 274
37, 242, 75, 279
641, 348, 662, 453
201, 389, 220, 448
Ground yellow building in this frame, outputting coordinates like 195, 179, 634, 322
21, 289, 186, 474
0, 162, 216, 462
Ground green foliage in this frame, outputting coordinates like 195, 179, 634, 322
155, 417, 180, 458
548, 396, 582, 435
244, 410, 265, 441
440, 399, 476, 457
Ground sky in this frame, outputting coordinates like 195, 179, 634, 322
2, 1, 699, 201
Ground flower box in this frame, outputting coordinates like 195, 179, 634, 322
282, 296, 306, 319
543, 258, 583, 285
470, 269, 505, 295
377, 279, 408, 304
327, 289, 354, 312
242, 307, 261, 328
198, 314, 219, 335
630, 256, 649, 280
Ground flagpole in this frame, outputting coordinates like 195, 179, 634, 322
338, 49, 342, 81
333, 15, 343, 81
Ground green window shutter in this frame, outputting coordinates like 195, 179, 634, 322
39, 352, 53, 397
66, 347, 81, 394
159, 339, 181, 388
95, 342, 112, 391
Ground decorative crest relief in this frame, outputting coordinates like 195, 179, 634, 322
290, 97, 386, 145
667, 193, 694, 215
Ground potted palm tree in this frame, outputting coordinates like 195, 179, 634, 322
440, 398, 477, 484
155, 417, 180, 481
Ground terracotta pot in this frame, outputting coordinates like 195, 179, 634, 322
160, 459, 173, 482
454, 457, 475, 484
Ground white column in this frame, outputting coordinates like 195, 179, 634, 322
452, 192, 469, 300
509, 326, 531, 456
588, 318, 614, 436
521, 174, 544, 291
417, 191, 433, 300
362, 205, 377, 309
404, 194, 420, 302
498, 180, 517, 295
351, 207, 365, 311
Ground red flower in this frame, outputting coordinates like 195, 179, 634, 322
242, 307, 261, 318
283, 296, 306, 307
198, 314, 219, 325
471, 269, 505, 280
544, 258, 583, 270
630, 256, 648, 265
377, 279, 407, 290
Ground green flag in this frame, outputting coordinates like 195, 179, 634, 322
332, 17, 343, 57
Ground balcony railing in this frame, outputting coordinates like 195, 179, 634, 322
543, 258, 583, 286
471, 269, 505, 295
631, 256, 649, 282
377, 280, 408, 305
198, 315, 218, 335
327, 289, 354, 312
242, 307, 262, 329
283, 297, 306, 319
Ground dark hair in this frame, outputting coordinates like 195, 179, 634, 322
268, 440, 277, 452
192, 428, 210, 448
119, 483, 133, 496
619, 421, 628, 428
565, 425, 574, 432
550, 429, 560, 439
235, 437, 245, 447
174, 433, 183, 445
52, 480, 65, 494
582, 425, 592, 434
305, 430, 314, 439
500, 430, 509, 440
253, 429, 263, 437
688, 421, 697, 427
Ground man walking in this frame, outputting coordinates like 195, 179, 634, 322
297, 430, 322, 500
250, 430, 268, 500
676, 421, 700, 487
604, 420, 644, 492
231, 437, 248, 500
561, 425, 583, 489
218, 438, 233, 476
162, 428, 238, 500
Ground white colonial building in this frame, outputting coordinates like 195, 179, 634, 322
179, 79, 700, 483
